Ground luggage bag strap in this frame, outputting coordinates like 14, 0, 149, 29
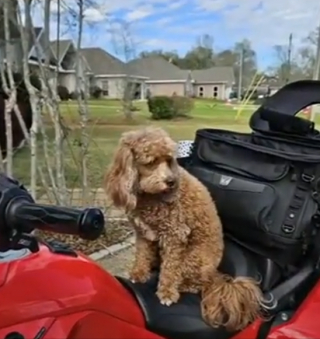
281, 167, 316, 236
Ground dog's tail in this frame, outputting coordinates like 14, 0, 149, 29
201, 271, 263, 331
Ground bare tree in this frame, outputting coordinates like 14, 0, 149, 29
7, 0, 67, 202
24, 0, 68, 203
273, 45, 291, 84
43, 0, 51, 69
296, 46, 315, 78
2, 0, 16, 176
0, 0, 49, 198
0, 0, 110, 210
110, 20, 137, 119
18, 0, 52, 198
1, 0, 39, 200
74, 0, 89, 203
0, 0, 64, 204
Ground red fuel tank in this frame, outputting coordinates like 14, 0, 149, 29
0, 245, 153, 339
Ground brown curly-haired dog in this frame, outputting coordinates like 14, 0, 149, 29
104, 126, 263, 331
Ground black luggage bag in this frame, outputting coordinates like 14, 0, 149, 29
184, 80, 320, 267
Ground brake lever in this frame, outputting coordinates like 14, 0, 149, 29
10, 232, 39, 253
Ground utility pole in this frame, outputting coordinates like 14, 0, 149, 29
286, 33, 293, 84
311, 25, 320, 121
237, 48, 244, 102
312, 26, 320, 80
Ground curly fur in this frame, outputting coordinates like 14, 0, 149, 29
104, 126, 263, 331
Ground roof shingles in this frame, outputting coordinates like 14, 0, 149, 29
50, 39, 72, 63
50, 44, 235, 84
192, 67, 235, 85
127, 57, 234, 84
127, 57, 187, 81
80, 47, 127, 75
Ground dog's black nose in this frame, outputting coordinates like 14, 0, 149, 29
165, 177, 176, 188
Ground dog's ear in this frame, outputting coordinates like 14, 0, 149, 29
104, 141, 138, 212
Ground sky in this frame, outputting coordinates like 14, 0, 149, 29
29, 0, 320, 71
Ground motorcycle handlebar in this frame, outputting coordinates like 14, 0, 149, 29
5, 198, 105, 241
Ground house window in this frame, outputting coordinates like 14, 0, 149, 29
199, 86, 204, 97
102, 80, 109, 96
213, 86, 219, 98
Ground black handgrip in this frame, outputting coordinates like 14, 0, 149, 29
260, 109, 315, 135
5, 198, 105, 240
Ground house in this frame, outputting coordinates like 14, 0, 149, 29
50, 39, 92, 93
0, 1, 234, 99
127, 57, 191, 97
0, 23, 57, 72
80, 52, 234, 100
28, 34, 92, 95
0, 1, 90, 94
80, 47, 148, 99
191, 67, 234, 100
0, 9, 234, 100
127, 57, 234, 100
0, 19, 91, 96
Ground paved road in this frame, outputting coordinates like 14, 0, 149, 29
96, 246, 134, 278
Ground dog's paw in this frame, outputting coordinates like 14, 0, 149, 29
129, 267, 151, 283
156, 286, 180, 306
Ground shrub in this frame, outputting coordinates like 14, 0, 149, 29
147, 95, 194, 119
171, 95, 194, 117
90, 86, 102, 99
147, 96, 175, 120
57, 85, 69, 101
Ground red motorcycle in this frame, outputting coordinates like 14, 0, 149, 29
0, 172, 319, 339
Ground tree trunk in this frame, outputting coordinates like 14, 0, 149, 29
111, 21, 136, 120
16, 0, 52, 199
2, 0, 17, 177
75, 0, 89, 204
22, 0, 66, 203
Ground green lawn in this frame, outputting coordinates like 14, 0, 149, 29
12, 98, 313, 189
58, 99, 254, 124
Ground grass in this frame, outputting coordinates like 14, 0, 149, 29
13, 97, 307, 191
58, 99, 255, 124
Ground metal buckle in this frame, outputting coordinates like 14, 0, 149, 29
302, 173, 315, 183
262, 292, 278, 311
282, 224, 295, 234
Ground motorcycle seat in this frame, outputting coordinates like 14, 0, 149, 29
117, 238, 282, 339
